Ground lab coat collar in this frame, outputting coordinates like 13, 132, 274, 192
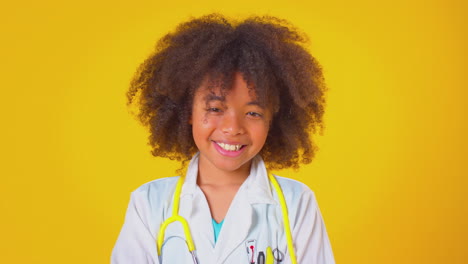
180, 152, 277, 205
180, 153, 199, 197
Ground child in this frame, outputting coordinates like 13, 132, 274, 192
112, 14, 335, 264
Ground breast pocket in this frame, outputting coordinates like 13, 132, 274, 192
246, 204, 288, 264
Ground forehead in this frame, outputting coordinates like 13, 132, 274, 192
195, 73, 261, 103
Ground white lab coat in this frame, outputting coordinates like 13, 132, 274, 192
111, 153, 335, 264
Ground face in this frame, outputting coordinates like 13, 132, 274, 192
191, 72, 271, 176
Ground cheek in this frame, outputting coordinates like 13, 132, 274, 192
252, 123, 270, 146
192, 114, 219, 138
197, 114, 218, 128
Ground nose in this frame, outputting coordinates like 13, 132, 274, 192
220, 112, 245, 135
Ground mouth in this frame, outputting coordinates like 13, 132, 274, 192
214, 141, 246, 152
212, 140, 247, 157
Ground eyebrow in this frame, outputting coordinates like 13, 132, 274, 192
204, 94, 224, 102
203, 94, 265, 108
247, 101, 265, 108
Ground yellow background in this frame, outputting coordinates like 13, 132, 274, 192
2, 0, 466, 263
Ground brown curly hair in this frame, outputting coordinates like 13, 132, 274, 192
127, 13, 326, 170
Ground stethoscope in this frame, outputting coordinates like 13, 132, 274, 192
156, 174, 298, 264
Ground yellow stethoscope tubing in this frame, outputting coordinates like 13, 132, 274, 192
157, 176, 196, 256
268, 174, 298, 264
156, 174, 298, 264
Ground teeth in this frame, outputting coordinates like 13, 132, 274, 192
217, 142, 243, 151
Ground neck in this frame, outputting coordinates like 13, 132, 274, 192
197, 158, 251, 187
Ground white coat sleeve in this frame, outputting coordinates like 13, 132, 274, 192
289, 189, 335, 264
111, 191, 159, 264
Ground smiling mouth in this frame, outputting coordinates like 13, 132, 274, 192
214, 141, 246, 151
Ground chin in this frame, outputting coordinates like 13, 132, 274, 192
213, 159, 250, 173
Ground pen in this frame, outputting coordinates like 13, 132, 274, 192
257, 251, 265, 264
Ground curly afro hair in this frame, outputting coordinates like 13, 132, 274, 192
127, 13, 327, 170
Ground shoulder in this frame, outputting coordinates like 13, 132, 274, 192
130, 176, 180, 211
273, 175, 316, 200
271, 175, 318, 214
133, 176, 180, 195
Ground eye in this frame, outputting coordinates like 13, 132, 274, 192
207, 107, 222, 113
247, 111, 263, 118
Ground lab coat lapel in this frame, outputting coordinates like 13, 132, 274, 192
215, 156, 275, 263
178, 154, 276, 264
179, 153, 216, 263
214, 184, 252, 264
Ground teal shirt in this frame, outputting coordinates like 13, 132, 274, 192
212, 219, 224, 243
